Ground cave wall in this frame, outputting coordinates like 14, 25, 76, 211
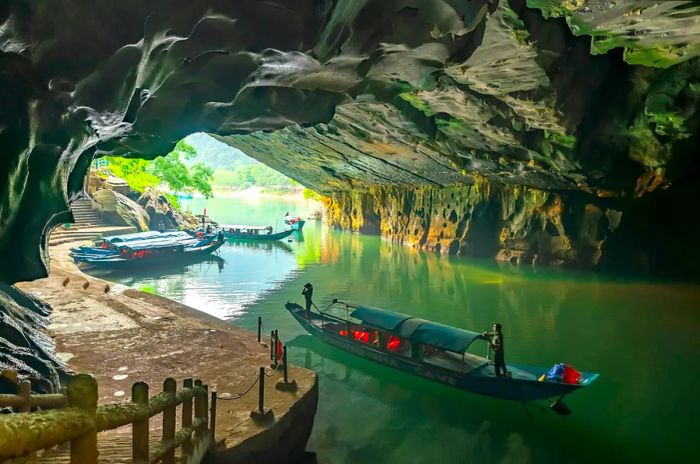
0, 285, 67, 393
0, 0, 699, 285
324, 182, 617, 268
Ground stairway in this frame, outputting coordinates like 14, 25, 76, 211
49, 197, 136, 246
70, 198, 103, 226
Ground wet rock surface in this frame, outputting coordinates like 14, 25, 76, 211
0, 0, 699, 284
0, 284, 68, 393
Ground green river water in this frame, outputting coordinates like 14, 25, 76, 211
98, 196, 699, 463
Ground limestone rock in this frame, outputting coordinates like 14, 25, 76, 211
93, 189, 150, 232
0, 285, 68, 393
138, 188, 199, 230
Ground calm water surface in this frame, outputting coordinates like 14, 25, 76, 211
96, 197, 700, 463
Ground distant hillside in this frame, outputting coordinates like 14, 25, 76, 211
184, 132, 256, 170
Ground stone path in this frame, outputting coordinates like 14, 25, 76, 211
15, 241, 317, 463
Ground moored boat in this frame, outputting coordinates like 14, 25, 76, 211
285, 300, 598, 413
219, 225, 293, 241
74, 234, 225, 268
283, 213, 305, 231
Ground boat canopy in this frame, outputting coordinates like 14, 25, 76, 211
122, 241, 184, 251
350, 306, 413, 331
348, 304, 483, 354
103, 231, 189, 243
410, 321, 482, 354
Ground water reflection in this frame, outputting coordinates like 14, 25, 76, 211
94, 197, 700, 463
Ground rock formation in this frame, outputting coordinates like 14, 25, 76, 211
0, 0, 699, 284
0, 285, 67, 393
93, 188, 151, 232
138, 188, 199, 231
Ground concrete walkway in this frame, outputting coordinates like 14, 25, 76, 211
16, 241, 317, 463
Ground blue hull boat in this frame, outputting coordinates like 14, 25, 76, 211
74, 235, 225, 269
219, 225, 293, 241
285, 301, 598, 411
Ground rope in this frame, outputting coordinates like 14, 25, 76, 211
264, 362, 281, 377
215, 369, 261, 401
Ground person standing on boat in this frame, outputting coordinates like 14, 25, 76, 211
482, 323, 508, 377
158, 220, 165, 233
302, 283, 314, 318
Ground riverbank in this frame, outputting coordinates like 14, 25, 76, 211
16, 241, 318, 463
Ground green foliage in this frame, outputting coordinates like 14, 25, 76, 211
212, 164, 296, 190
101, 157, 160, 192
303, 188, 322, 201
152, 140, 214, 198
101, 140, 214, 202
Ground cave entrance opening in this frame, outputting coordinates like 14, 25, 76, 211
53, 133, 317, 251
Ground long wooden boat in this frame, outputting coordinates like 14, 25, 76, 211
75, 235, 225, 269
70, 231, 193, 256
285, 300, 598, 413
219, 225, 293, 241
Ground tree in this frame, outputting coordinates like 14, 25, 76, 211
101, 139, 214, 202
151, 140, 214, 197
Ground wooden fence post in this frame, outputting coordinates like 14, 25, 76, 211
67, 374, 98, 464
132, 381, 149, 463
162, 378, 176, 464
17, 380, 31, 413
210, 390, 217, 444
194, 380, 203, 441
182, 378, 194, 457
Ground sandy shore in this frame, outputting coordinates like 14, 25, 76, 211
16, 241, 317, 463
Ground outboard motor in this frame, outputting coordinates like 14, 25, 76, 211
550, 398, 572, 416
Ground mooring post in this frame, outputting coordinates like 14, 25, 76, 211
258, 367, 265, 413
67, 374, 98, 464
276, 346, 298, 392
257, 316, 262, 342
132, 381, 149, 463
162, 378, 176, 464
182, 378, 194, 457
250, 366, 274, 422
273, 335, 279, 367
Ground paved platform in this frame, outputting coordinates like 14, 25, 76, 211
16, 240, 317, 463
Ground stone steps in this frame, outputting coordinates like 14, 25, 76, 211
49, 198, 136, 246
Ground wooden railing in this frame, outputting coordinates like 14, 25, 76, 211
0, 370, 216, 463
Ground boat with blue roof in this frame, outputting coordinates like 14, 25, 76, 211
70, 230, 225, 268
285, 300, 599, 413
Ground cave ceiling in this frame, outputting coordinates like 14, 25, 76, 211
1, 0, 700, 282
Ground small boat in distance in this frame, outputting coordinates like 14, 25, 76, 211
285, 300, 599, 414
219, 225, 293, 241
283, 212, 306, 231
